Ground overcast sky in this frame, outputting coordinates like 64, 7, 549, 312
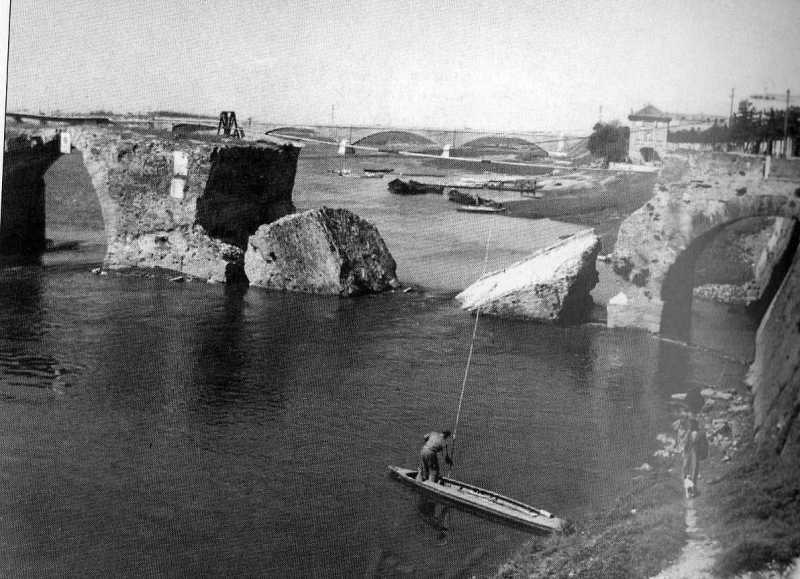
4, 0, 799, 132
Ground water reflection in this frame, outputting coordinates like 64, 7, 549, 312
0, 266, 64, 397
194, 285, 247, 411
416, 495, 451, 543
0, 265, 44, 333
655, 338, 691, 395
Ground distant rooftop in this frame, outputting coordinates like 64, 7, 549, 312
628, 104, 671, 122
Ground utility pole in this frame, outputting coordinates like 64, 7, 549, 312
784, 89, 790, 158
749, 89, 799, 158
729, 88, 735, 125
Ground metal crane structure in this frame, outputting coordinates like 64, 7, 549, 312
217, 111, 244, 139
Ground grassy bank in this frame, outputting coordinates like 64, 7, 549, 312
495, 467, 686, 578
705, 446, 800, 577
495, 401, 800, 579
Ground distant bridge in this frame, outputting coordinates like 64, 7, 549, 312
260, 123, 562, 151
6, 112, 113, 126
5, 112, 571, 153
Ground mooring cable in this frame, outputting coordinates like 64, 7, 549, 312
449, 224, 494, 473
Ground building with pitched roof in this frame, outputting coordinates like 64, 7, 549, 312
627, 104, 671, 164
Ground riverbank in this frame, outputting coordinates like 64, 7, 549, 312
494, 373, 800, 578
495, 466, 686, 578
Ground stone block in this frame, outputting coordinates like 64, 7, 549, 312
456, 231, 601, 324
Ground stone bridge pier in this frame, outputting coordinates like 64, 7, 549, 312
607, 154, 800, 337
1, 126, 300, 281
1, 132, 66, 255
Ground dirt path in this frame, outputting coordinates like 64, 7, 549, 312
651, 496, 719, 579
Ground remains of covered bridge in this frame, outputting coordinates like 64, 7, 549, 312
1, 126, 300, 282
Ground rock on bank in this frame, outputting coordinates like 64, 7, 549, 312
456, 230, 601, 323
245, 207, 400, 295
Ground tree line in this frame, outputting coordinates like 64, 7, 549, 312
669, 102, 799, 155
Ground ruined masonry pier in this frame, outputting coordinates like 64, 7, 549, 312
1, 126, 300, 282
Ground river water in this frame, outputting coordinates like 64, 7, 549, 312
0, 152, 757, 577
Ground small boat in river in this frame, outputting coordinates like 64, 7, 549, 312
448, 189, 507, 213
387, 466, 566, 533
455, 204, 507, 214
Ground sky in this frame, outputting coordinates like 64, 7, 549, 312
3, 0, 799, 133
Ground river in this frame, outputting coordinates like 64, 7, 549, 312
0, 151, 757, 577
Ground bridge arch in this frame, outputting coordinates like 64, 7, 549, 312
659, 208, 799, 337
610, 166, 800, 336
351, 130, 437, 152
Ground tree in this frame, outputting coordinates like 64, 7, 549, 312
727, 101, 800, 155
587, 121, 630, 163
667, 121, 730, 147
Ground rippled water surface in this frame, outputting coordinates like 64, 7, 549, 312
0, 154, 756, 577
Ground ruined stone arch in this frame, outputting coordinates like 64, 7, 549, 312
611, 160, 800, 335
659, 210, 799, 338
639, 147, 660, 163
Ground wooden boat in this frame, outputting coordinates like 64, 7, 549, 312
455, 204, 507, 214
387, 179, 444, 196
448, 189, 507, 213
387, 466, 566, 533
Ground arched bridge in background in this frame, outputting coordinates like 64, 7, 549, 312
261, 123, 559, 153
6, 111, 572, 155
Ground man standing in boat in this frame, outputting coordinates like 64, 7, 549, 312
417, 430, 453, 484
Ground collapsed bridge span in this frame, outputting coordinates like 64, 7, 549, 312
2, 126, 300, 282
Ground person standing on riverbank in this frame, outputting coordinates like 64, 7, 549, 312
417, 430, 453, 484
681, 418, 708, 498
